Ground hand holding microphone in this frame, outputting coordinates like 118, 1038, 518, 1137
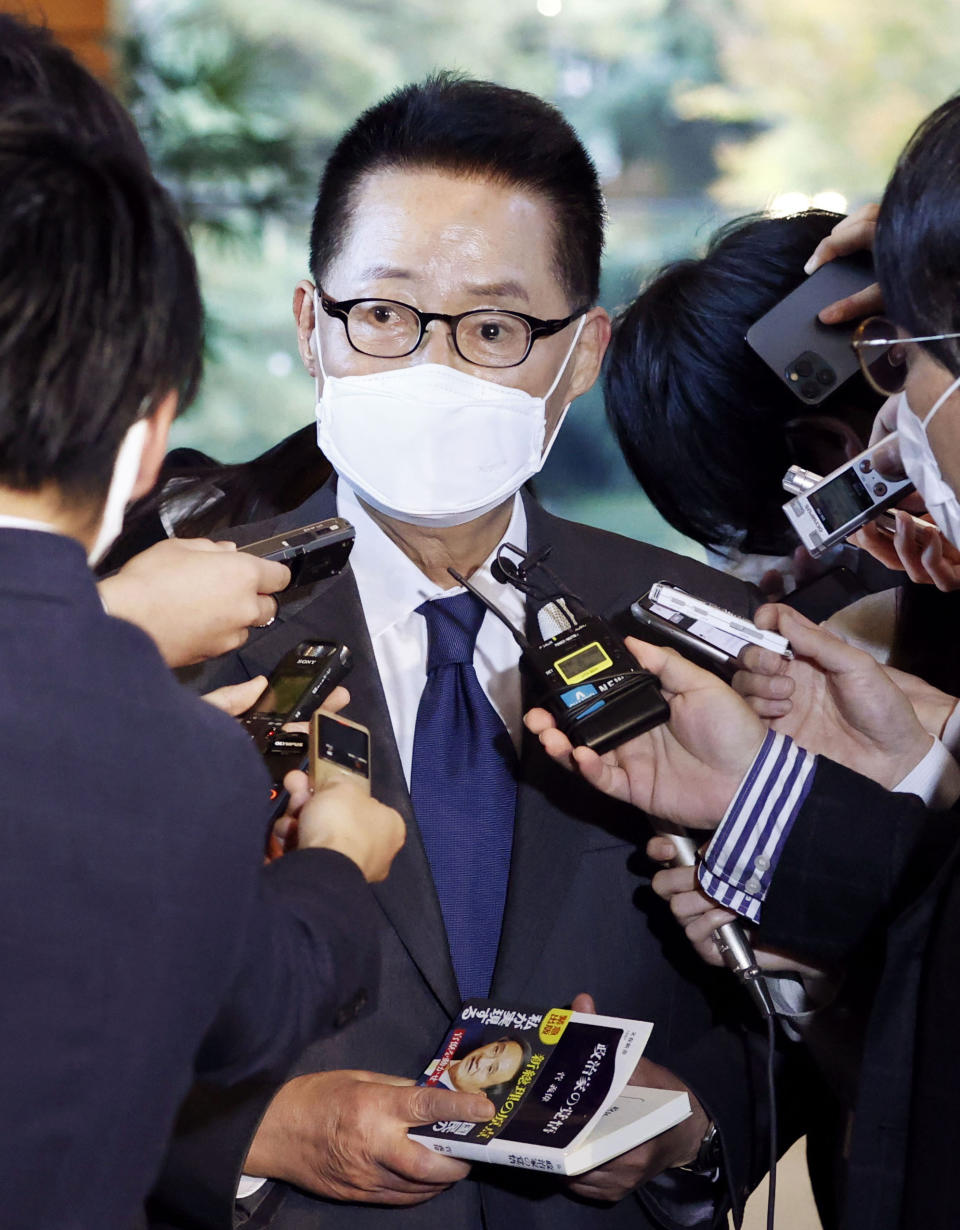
647, 832, 828, 996
649, 824, 774, 1018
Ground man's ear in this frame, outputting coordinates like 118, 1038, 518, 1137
294, 280, 318, 377
131, 390, 178, 501
543, 307, 611, 442
565, 307, 612, 404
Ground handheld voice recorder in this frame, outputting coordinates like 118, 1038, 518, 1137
240, 639, 353, 824
450, 543, 669, 754
310, 711, 371, 793
782, 435, 914, 556
241, 517, 355, 589
631, 583, 791, 680
239, 640, 353, 754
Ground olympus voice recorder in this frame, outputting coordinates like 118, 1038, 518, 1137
240, 639, 353, 825
239, 639, 353, 754
782, 435, 914, 557
449, 543, 669, 754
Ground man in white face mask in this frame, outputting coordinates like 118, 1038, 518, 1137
522, 94, 960, 1230
164, 73, 815, 1230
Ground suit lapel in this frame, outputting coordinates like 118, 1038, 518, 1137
239, 534, 461, 1019
492, 495, 624, 1000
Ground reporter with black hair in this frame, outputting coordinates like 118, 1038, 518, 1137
0, 13, 302, 671
605, 205, 960, 690
605, 209, 879, 577
0, 105, 463, 1230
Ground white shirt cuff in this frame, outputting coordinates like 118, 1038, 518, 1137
893, 737, 960, 810
236, 1174, 269, 1199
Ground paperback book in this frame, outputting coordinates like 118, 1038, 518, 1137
409, 999, 691, 1176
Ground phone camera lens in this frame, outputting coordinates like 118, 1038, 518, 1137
801, 380, 820, 400
817, 367, 835, 387
795, 358, 814, 378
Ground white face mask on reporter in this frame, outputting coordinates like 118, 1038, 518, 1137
896, 372, 960, 548
313, 296, 586, 527
87, 417, 149, 566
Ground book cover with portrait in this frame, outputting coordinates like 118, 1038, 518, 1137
409, 999, 690, 1175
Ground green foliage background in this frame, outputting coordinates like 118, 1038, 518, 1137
115, 0, 958, 554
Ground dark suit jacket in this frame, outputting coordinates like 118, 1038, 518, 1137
152, 482, 812, 1230
0, 530, 378, 1230
750, 756, 960, 1230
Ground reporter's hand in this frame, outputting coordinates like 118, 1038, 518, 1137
525, 637, 765, 830
732, 604, 932, 787
883, 667, 958, 741
98, 538, 290, 668
202, 676, 269, 716
805, 203, 882, 324
849, 511, 960, 590
279, 768, 405, 882
242, 1071, 493, 1204
645, 838, 830, 981
564, 993, 708, 1200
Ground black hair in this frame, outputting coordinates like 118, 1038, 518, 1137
309, 72, 605, 308
604, 210, 882, 553
875, 93, 960, 377
0, 13, 147, 162
98, 428, 332, 571
0, 110, 202, 506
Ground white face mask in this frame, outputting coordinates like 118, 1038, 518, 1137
88, 417, 149, 566
313, 299, 585, 527
896, 373, 960, 548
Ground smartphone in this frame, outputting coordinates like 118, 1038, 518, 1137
241, 517, 355, 588
309, 710, 371, 793
746, 253, 884, 404
782, 437, 915, 557
631, 583, 791, 680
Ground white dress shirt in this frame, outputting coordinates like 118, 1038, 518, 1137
337, 482, 528, 784
0, 515, 56, 533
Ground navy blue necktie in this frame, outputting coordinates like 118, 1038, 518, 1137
410, 591, 518, 1001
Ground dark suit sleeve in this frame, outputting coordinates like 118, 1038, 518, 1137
149, 850, 381, 1230
195, 848, 379, 1084
754, 757, 960, 967
642, 1012, 818, 1229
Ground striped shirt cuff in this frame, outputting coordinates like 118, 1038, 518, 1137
697, 730, 817, 924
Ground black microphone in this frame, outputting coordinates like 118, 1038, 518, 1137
656, 823, 774, 1019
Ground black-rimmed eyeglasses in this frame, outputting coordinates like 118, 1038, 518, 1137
319, 289, 588, 369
